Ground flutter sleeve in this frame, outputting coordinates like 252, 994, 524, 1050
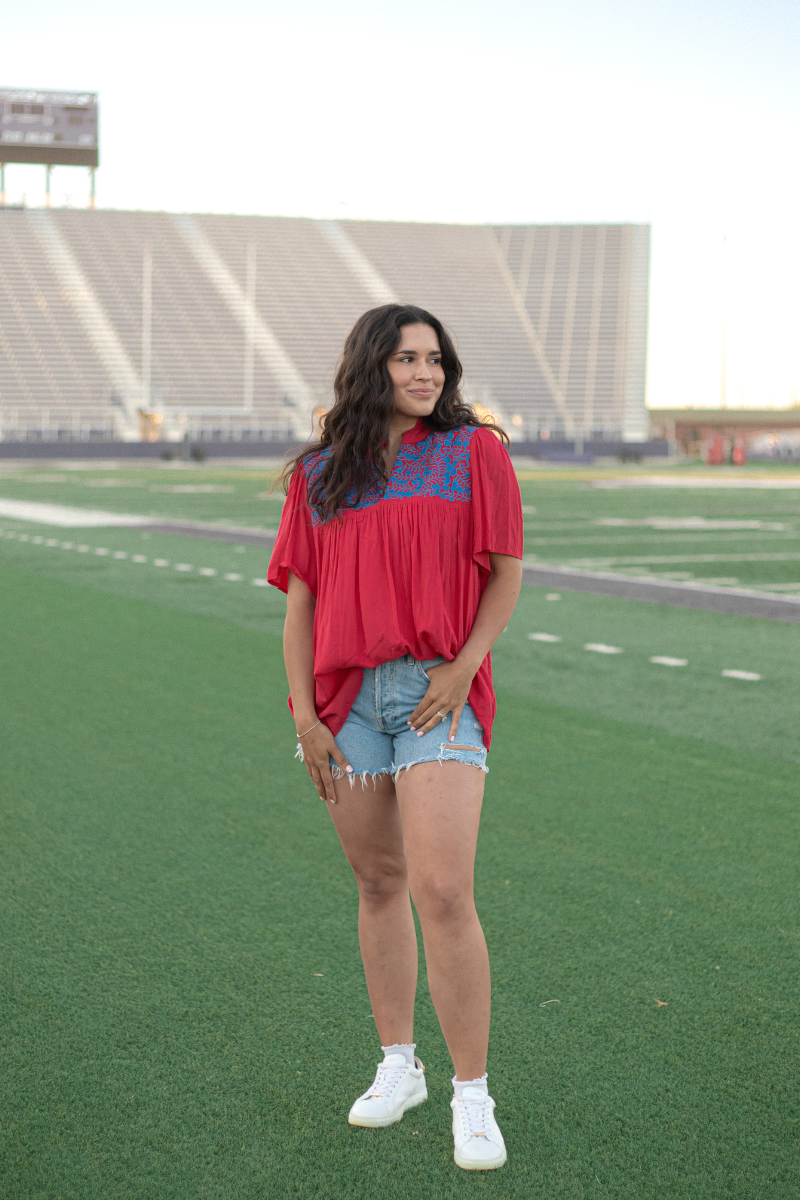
469, 426, 524, 573
267, 464, 318, 595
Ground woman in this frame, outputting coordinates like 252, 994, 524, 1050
268, 304, 523, 1171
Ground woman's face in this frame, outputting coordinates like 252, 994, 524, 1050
386, 323, 446, 419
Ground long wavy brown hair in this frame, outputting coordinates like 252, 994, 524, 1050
281, 304, 507, 522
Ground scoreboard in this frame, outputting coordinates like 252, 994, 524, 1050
0, 88, 98, 167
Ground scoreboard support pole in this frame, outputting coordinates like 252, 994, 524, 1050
0, 164, 5, 207
45, 164, 52, 208
89, 167, 96, 210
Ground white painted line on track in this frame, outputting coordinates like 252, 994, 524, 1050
722, 669, 761, 680
650, 656, 688, 667
528, 633, 562, 642
198, 567, 216, 576
113, 551, 127, 558
77, 545, 90, 552
175, 563, 193, 571
585, 643, 623, 654
131, 554, 147, 562
252, 578, 269, 586
153, 559, 169, 567
94, 548, 109, 555
224, 573, 243, 581
546, 593, 561, 600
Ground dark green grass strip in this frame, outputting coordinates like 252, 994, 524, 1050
1, 568, 798, 1198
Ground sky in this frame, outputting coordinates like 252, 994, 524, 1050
3, 0, 800, 410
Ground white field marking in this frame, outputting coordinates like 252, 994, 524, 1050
17, 534, 29, 541
650, 656, 688, 667
12, 473, 68, 483
592, 476, 800, 489
252, 578, 269, 586
131, 554, 147, 562
94, 548, 110, 555
224, 572, 244, 581
77, 545, 90, 552
84, 479, 145, 488
526, 531, 797, 548
31, 536, 43, 544
595, 517, 790, 530
174, 563, 193, 571
521, 505, 537, 514
546, 593, 561, 600
722, 669, 761, 681
528, 632, 562, 642
694, 577, 739, 585
585, 643, 623, 654
149, 484, 235, 493
0, 499, 150, 526
113, 551, 128, 559
541, 552, 800, 568
198, 567, 216, 576
61, 541, 73, 549
45, 538, 59, 546
153, 559, 170, 567
756, 582, 800, 590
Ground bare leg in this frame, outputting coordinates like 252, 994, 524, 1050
327, 773, 418, 1046
395, 761, 489, 1080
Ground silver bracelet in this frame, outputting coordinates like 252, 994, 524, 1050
296, 718, 321, 739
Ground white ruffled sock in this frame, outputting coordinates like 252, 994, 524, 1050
452, 1073, 488, 1098
382, 1042, 416, 1066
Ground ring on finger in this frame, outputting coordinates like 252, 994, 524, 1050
436, 710, 447, 720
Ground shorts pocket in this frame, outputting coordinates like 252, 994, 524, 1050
415, 656, 445, 682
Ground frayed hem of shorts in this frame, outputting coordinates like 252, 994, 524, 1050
392, 747, 489, 780
330, 764, 393, 788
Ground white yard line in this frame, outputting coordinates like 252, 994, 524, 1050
592, 476, 800, 489
525, 532, 798, 548
0, 499, 151, 527
531, 552, 800, 567
0, 529, 269, 588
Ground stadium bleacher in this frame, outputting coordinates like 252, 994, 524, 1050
0, 209, 650, 446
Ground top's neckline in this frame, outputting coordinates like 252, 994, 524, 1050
400, 418, 430, 446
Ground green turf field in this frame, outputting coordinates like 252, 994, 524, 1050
1, 457, 800, 590
1, 464, 799, 1198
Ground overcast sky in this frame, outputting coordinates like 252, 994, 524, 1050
4, 0, 799, 410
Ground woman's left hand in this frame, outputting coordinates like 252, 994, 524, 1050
408, 658, 478, 740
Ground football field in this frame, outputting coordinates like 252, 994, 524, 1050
1, 460, 798, 1199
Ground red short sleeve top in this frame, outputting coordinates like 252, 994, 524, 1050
268, 421, 523, 748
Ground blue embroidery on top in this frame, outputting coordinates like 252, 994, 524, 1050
306, 425, 475, 526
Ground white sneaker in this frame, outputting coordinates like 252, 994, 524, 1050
348, 1053, 428, 1127
451, 1087, 507, 1170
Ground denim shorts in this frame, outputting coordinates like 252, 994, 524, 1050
327, 653, 488, 782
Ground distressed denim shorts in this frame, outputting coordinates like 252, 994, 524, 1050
329, 653, 488, 783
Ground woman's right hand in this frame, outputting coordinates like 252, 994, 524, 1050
298, 722, 353, 803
